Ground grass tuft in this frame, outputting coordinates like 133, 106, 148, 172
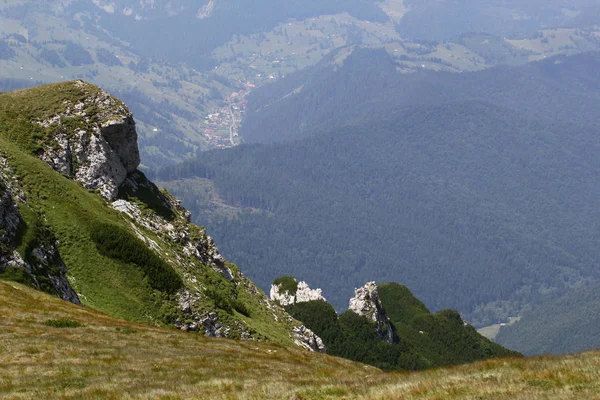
43, 318, 84, 328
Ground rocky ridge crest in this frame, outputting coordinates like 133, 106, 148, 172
37, 80, 140, 200
270, 278, 326, 306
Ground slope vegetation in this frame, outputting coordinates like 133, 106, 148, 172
496, 281, 600, 355
284, 282, 518, 371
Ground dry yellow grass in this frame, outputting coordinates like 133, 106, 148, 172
1, 280, 600, 400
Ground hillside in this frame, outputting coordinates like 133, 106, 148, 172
0, 81, 320, 349
276, 279, 519, 371
396, 0, 600, 41
2, 280, 600, 399
495, 281, 600, 355
157, 50, 600, 337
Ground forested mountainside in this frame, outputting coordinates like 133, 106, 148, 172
496, 281, 600, 355
241, 48, 600, 144
157, 50, 600, 342
273, 279, 518, 371
0, 81, 322, 349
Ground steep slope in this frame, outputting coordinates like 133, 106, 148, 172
0, 81, 317, 348
4, 279, 600, 399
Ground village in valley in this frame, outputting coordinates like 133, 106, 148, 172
202, 81, 255, 148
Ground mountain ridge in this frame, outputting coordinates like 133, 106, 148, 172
0, 80, 324, 349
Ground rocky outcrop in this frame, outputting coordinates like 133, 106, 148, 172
349, 281, 394, 344
0, 163, 80, 304
270, 279, 326, 306
292, 325, 326, 352
38, 81, 140, 200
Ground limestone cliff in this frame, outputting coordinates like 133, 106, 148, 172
37, 80, 139, 200
270, 277, 326, 306
349, 281, 395, 344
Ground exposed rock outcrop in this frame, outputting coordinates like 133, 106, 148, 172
292, 325, 326, 352
38, 81, 140, 200
349, 281, 394, 344
270, 279, 326, 306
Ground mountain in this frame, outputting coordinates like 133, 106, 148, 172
273, 279, 519, 370
2, 1, 600, 169
241, 48, 600, 144
0, 80, 326, 349
3, 279, 600, 399
0, 80, 523, 368
156, 49, 600, 342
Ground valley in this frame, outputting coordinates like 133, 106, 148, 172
1, 0, 600, 396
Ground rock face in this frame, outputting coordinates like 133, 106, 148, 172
349, 281, 394, 344
38, 81, 140, 200
292, 325, 327, 352
0, 160, 80, 304
270, 279, 326, 306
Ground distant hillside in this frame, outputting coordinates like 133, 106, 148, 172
241, 49, 600, 144
396, 0, 600, 41
157, 50, 600, 337
496, 282, 600, 355
279, 280, 519, 371
2, 279, 600, 399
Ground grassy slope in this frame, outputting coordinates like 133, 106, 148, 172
0, 82, 299, 347
0, 83, 158, 321
2, 280, 600, 399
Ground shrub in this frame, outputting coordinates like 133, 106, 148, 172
90, 222, 183, 294
44, 318, 83, 328
273, 276, 298, 296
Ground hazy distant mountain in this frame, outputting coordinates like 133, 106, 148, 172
62, 0, 388, 69
397, 0, 600, 41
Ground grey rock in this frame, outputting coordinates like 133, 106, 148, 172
270, 278, 326, 306
349, 281, 394, 344
37, 82, 140, 200
292, 325, 326, 352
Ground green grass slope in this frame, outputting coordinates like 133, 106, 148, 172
0, 81, 298, 346
2, 280, 600, 399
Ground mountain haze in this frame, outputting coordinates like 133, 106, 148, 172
158, 50, 600, 339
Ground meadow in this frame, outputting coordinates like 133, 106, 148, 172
2, 280, 600, 399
